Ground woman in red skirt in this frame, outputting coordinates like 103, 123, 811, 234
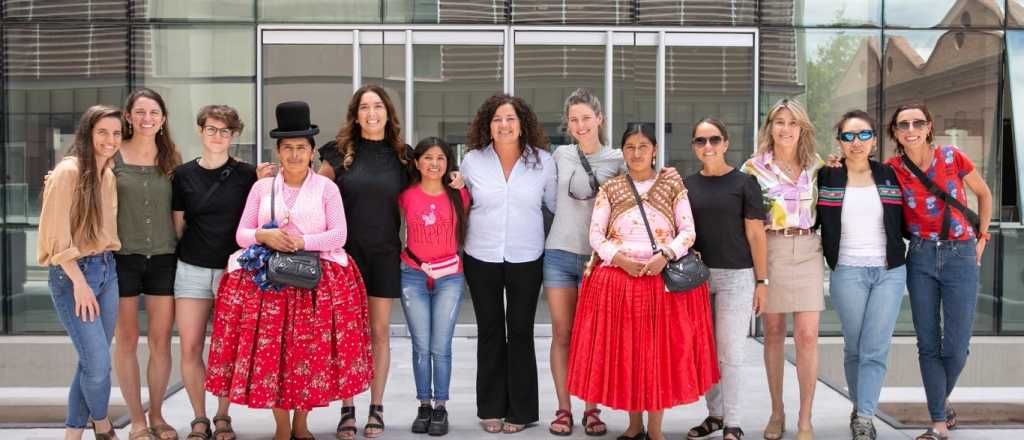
568, 123, 719, 440
205, 102, 372, 440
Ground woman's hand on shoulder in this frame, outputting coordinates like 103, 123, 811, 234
660, 166, 683, 184
448, 171, 465, 189
256, 162, 277, 179
825, 154, 843, 168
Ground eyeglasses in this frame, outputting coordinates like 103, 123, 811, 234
203, 126, 235, 138
837, 130, 875, 142
692, 136, 724, 147
896, 119, 929, 131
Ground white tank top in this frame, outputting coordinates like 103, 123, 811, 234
838, 185, 887, 267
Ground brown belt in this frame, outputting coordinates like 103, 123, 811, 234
767, 228, 814, 237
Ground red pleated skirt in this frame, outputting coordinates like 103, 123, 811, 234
205, 260, 373, 411
567, 264, 719, 412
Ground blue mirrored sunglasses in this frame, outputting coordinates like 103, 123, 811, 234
838, 129, 875, 142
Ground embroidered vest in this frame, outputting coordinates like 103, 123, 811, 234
602, 173, 685, 233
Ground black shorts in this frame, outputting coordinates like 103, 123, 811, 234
346, 243, 401, 299
114, 253, 177, 297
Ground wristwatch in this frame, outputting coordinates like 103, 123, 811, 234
756, 279, 770, 286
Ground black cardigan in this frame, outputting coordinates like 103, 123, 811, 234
816, 160, 906, 270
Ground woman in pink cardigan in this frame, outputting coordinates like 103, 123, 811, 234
205, 102, 372, 440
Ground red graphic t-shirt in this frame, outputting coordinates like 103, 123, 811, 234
398, 185, 470, 271
885, 145, 976, 241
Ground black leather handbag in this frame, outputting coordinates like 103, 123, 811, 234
625, 175, 710, 293
266, 176, 322, 290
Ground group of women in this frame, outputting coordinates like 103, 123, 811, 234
40, 82, 988, 440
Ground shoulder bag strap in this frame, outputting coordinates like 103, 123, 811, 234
576, 146, 600, 193
900, 154, 980, 238
625, 174, 660, 254
270, 174, 277, 226
194, 159, 236, 213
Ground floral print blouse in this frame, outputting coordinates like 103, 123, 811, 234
741, 151, 824, 230
589, 177, 696, 265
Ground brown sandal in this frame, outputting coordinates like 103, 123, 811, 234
212, 415, 236, 440
186, 417, 212, 440
548, 409, 573, 436
582, 408, 607, 436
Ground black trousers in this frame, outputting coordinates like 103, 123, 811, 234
464, 254, 542, 425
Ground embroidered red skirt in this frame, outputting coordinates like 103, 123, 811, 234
205, 260, 373, 410
567, 264, 719, 412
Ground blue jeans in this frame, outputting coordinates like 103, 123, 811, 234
400, 262, 465, 401
48, 252, 119, 428
906, 238, 979, 422
829, 264, 906, 418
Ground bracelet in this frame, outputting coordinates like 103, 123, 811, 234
978, 231, 991, 241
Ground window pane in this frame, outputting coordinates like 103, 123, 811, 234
664, 45, 754, 176
133, 25, 256, 163
361, 44, 406, 133
515, 45, 605, 146
3, 0, 127, 19
636, 0, 755, 26
760, 0, 881, 27
412, 44, 504, 157
512, 0, 632, 24
1003, 31, 1024, 331
131, 0, 255, 21
1012, 0, 1024, 27
613, 45, 656, 149
259, 0, 380, 22
262, 44, 353, 161
885, 0, 1004, 28
385, 0, 506, 23
4, 25, 128, 333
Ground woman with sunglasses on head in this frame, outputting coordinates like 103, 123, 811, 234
113, 88, 182, 440
568, 123, 718, 440
544, 88, 622, 437
205, 101, 372, 440
461, 93, 557, 434
399, 137, 470, 437
817, 110, 906, 440
684, 118, 768, 440
741, 98, 824, 440
39, 105, 123, 440
171, 105, 271, 440
882, 103, 991, 440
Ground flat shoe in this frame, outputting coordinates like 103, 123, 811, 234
480, 419, 503, 434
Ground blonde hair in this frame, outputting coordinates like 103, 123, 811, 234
756, 98, 818, 169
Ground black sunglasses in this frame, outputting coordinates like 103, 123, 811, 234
837, 130, 875, 142
692, 136, 724, 147
896, 119, 929, 131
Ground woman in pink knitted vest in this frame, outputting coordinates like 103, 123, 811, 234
205, 102, 373, 440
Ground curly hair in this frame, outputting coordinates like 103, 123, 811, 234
334, 84, 407, 170
196, 104, 244, 134
466, 93, 549, 167
755, 98, 818, 170
66, 105, 123, 246
123, 88, 182, 176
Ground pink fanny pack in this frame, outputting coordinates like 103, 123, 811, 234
405, 248, 460, 280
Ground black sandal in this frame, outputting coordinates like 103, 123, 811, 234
364, 404, 385, 438
687, 416, 724, 439
187, 417, 213, 440
336, 406, 357, 440
722, 426, 744, 440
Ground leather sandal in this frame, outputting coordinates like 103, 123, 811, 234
723, 426, 744, 440
336, 406, 357, 440
548, 409, 573, 436
364, 404, 385, 438
687, 416, 724, 439
582, 408, 607, 436
93, 419, 117, 440
186, 417, 212, 440
151, 423, 179, 440
212, 415, 236, 440
129, 428, 156, 440
945, 405, 958, 430
501, 421, 526, 434
480, 419, 503, 434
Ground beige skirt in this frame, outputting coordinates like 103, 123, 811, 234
764, 233, 825, 313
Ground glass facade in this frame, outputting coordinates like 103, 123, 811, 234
3, 0, 1024, 335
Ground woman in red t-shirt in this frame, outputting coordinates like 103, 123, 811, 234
398, 137, 470, 436
883, 102, 992, 440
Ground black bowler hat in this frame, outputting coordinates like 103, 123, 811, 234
269, 101, 320, 139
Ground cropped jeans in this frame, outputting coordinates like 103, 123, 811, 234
829, 264, 906, 418
399, 262, 465, 401
48, 251, 119, 428
906, 238, 979, 422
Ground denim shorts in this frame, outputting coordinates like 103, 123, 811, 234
542, 249, 590, 288
173, 259, 224, 300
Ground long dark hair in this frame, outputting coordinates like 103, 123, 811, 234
466, 93, 549, 168
123, 88, 181, 176
335, 84, 407, 170
67, 105, 123, 246
887, 101, 934, 155
411, 137, 468, 246
620, 123, 658, 148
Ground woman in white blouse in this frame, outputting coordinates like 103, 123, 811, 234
460, 93, 557, 435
